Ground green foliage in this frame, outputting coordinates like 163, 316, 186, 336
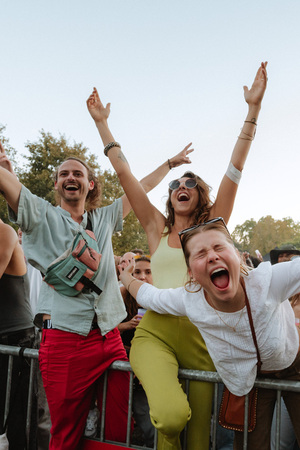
112, 210, 149, 256
0, 127, 148, 255
0, 197, 10, 224
231, 219, 257, 250
0, 126, 18, 225
99, 170, 149, 255
232, 215, 300, 256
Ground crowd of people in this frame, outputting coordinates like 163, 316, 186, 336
0, 60, 300, 450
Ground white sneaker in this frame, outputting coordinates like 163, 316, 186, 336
84, 408, 99, 438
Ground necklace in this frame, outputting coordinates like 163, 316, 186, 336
209, 300, 245, 332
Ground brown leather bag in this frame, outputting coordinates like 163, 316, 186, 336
218, 280, 261, 433
218, 385, 258, 432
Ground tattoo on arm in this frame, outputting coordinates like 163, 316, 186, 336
118, 150, 128, 165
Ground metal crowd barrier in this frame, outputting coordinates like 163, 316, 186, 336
1, 344, 300, 450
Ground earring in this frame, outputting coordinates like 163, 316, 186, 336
184, 278, 202, 293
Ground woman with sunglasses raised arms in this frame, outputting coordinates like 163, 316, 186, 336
87, 61, 267, 450
117, 218, 300, 450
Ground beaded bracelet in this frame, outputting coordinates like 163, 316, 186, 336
104, 142, 121, 157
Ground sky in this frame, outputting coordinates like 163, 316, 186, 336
1, 0, 300, 233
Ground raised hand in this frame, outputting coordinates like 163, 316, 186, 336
243, 61, 268, 106
86, 87, 111, 123
0, 142, 15, 174
168, 143, 194, 169
118, 254, 135, 276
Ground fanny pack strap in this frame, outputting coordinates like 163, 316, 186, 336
83, 215, 102, 294
86, 215, 93, 232
80, 276, 102, 295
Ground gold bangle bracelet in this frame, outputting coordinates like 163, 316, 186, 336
127, 278, 138, 292
240, 129, 256, 139
244, 120, 258, 126
238, 136, 253, 141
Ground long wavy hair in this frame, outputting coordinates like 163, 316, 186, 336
290, 293, 300, 309
164, 171, 213, 235
123, 291, 139, 320
54, 157, 102, 211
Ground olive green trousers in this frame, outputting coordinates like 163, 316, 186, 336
130, 312, 215, 450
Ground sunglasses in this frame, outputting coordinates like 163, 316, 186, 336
168, 178, 197, 191
178, 217, 230, 241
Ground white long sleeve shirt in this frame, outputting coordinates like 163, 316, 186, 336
136, 260, 300, 395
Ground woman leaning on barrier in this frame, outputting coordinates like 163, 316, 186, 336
118, 218, 300, 450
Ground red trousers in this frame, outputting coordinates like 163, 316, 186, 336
39, 327, 131, 450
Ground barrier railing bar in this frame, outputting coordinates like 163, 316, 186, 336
243, 393, 249, 450
1, 345, 300, 450
153, 427, 157, 450
126, 371, 134, 447
211, 383, 218, 450
26, 358, 36, 449
182, 378, 189, 450
274, 390, 282, 450
4, 355, 13, 428
100, 370, 108, 441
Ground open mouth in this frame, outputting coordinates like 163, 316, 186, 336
177, 192, 190, 202
64, 184, 79, 191
210, 268, 229, 289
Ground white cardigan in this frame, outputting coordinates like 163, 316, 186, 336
136, 260, 300, 395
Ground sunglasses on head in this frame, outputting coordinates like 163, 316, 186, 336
168, 178, 197, 191
178, 217, 230, 241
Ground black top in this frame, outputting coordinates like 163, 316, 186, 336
0, 272, 33, 334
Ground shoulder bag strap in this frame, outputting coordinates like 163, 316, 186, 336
86, 215, 93, 231
241, 278, 262, 372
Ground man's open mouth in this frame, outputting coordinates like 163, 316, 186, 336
64, 184, 79, 191
210, 268, 229, 289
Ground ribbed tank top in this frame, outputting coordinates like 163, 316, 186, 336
151, 231, 188, 289
0, 273, 33, 334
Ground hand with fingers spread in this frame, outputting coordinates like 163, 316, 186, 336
168, 143, 194, 169
87, 87, 111, 123
243, 61, 268, 106
0, 141, 17, 177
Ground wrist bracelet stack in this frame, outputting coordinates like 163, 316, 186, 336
104, 141, 121, 157
238, 120, 258, 141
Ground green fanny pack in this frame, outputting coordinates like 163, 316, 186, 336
44, 229, 102, 297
